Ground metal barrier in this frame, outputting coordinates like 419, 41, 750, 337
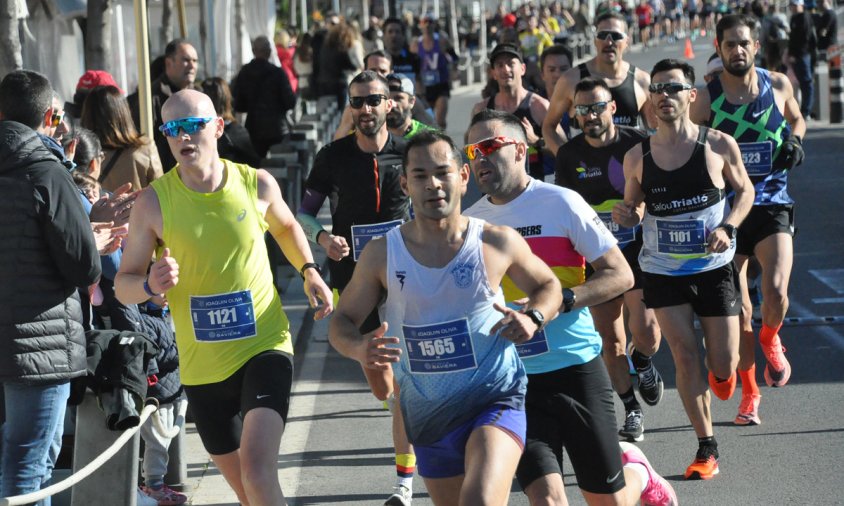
829, 45, 843, 123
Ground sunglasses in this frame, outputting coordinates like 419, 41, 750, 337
574, 101, 610, 116
648, 82, 694, 94
51, 111, 65, 128
349, 94, 389, 109
159, 117, 215, 137
596, 30, 626, 41
464, 136, 519, 161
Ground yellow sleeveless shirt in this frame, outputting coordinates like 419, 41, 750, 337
151, 160, 292, 385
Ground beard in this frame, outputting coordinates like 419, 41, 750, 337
583, 120, 609, 139
723, 59, 753, 77
386, 108, 410, 129
356, 112, 386, 137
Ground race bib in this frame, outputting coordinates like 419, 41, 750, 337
190, 290, 256, 342
656, 219, 707, 255
422, 69, 440, 86
351, 220, 402, 261
402, 318, 477, 374
739, 141, 772, 177
515, 329, 550, 358
597, 211, 636, 247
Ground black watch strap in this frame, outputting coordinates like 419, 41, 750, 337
300, 262, 321, 279
562, 288, 576, 313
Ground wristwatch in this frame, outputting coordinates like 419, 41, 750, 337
562, 288, 576, 313
299, 262, 322, 279
719, 224, 737, 240
525, 309, 546, 331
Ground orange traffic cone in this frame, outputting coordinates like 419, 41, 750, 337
684, 38, 695, 60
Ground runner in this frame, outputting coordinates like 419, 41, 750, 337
470, 44, 564, 181
465, 110, 677, 506
615, 59, 754, 480
555, 77, 665, 444
542, 11, 653, 155
386, 73, 436, 139
690, 14, 806, 426
329, 130, 563, 505
115, 89, 333, 505
296, 70, 415, 505
412, 13, 455, 129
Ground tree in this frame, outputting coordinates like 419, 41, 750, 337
0, 0, 22, 78
86, 0, 113, 70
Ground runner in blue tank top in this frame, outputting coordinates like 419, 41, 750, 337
329, 131, 562, 504
691, 14, 807, 427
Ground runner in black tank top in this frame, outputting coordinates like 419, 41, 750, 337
486, 92, 545, 180
579, 63, 643, 128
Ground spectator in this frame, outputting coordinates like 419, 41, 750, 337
66, 70, 123, 122
128, 39, 199, 172
81, 85, 164, 193
275, 29, 299, 93
814, 0, 837, 55
317, 22, 363, 109
764, 3, 790, 71
0, 69, 101, 502
788, 0, 817, 118
201, 77, 262, 167
295, 32, 315, 99
72, 127, 105, 180
232, 35, 298, 158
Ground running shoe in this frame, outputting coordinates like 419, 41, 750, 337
618, 408, 644, 442
384, 484, 412, 506
137, 488, 158, 506
734, 393, 762, 426
620, 442, 679, 506
707, 371, 736, 401
761, 335, 791, 387
141, 485, 187, 506
684, 446, 719, 480
637, 360, 665, 406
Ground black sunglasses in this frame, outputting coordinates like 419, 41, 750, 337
574, 101, 610, 116
349, 94, 389, 109
648, 82, 694, 94
596, 30, 626, 41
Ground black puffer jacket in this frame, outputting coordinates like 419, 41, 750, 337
0, 121, 101, 385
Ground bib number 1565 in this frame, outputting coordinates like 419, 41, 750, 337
417, 338, 456, 356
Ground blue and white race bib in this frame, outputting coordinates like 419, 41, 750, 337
598, 211, 636, 247
402, 318, 477, 374
656, 219, 707, 256
515, 329, 549, 358
739, 141, 772, 177
190, 290, 256, 342
352, 220, 402, 261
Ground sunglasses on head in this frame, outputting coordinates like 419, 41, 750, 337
648, 82, 693, 94
349, 94, 389, 109
596, 30, 626, 41
158, 117, 215, 137
464, 136, 519, 161
51, 111, 64, 128
574, 101, 610, 116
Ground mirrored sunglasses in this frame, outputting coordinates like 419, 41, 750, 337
349, 94, 389, 109
51, 111, 65, 128
159, 117, 215, 137
648, 82, 694, 94
464, 136, 518, 161
574, 101, 610, 116
596, 30, 626, 41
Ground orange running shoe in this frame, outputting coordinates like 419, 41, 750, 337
685, 446, 719, 480
734, 393, 762, 426
708, 371, 736, 401
761, 335, 791, 387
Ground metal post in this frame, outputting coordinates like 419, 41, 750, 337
176, 0, 188, 38
830, 46, 843, 123
134, 0, 153, 139
816, 61, 830, 122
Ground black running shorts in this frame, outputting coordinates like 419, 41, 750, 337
735, 203, 794, 257
642, 262, 741, 317
184, 350, 294, 455
516, 357, 625, 495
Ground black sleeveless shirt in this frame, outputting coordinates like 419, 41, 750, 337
487, 91, 544, 179
579, 63, 642, 128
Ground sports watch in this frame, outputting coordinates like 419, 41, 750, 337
562, 288, 576, 313
525, 308, 546, 331
719, 224, 737, 240
300, 262, 322, 279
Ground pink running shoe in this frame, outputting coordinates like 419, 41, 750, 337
620, 441, 679, 506
734, 393, 762, 426
141, 485, 187, 506
761, 335, 791, 387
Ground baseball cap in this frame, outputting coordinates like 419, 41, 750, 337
76, 70, 123, 94
502, 13, 517, 28
387, 73, 414, 95
489, 43, 524, 64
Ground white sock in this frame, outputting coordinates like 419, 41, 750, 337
624, 462, 650, 493
397, 475, 413, 492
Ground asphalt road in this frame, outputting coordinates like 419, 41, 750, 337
190, 35, 844, 506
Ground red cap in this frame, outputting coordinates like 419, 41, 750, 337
503, 13, 517, 28
76, 70, 123, 94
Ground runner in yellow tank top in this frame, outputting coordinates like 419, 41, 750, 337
116, 89, 332, 505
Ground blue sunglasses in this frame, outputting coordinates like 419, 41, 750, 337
159, 117, 215, 137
